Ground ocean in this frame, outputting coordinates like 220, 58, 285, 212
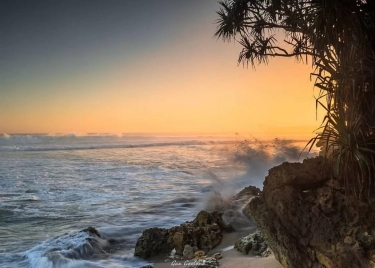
0, 134, 315, 268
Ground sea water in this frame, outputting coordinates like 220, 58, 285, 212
0, 134, 314, 267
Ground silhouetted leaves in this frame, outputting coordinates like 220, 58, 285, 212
215, 0, 375, 201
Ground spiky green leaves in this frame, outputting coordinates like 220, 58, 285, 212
215, 0, 375, 201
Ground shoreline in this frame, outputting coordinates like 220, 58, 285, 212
148, 228, 283, 268
136, 186, 284, 268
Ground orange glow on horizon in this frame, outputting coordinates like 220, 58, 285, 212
0, 10, 325, 139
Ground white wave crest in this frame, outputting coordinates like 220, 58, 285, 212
24, 230, 110, 268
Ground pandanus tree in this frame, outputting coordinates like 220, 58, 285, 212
215, 0, 375, 200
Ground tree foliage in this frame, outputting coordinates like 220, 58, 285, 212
215, 0, 375, 200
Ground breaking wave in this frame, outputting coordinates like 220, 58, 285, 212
203, 137, 319, 230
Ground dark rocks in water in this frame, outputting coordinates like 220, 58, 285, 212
139, 265, 154, 268
82, 226, 102, 238
234, 229, 271, 257
40, 227, 112, 267
134, 211, 233, 258
244, 157, 375, 268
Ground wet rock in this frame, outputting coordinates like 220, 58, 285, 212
234, 230, 270, 256
209, 186, 261, 212
134, 228, 171, 258
139, 265, 153, 268
134, 211, 232, 258
169, 222, 221, 256
81, 226, 101, 238
231, 185, 261, 200
244, 157, 375, 268
210, 186, 261, 230
193, 210, 234, 233
41, 227, 112, 266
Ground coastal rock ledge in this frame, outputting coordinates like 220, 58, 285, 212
134, 211, 233, 258
244, 157, 375, 268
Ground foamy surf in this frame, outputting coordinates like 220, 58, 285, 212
23, 228, 108, 268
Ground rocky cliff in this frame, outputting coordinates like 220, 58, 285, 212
244, 157, 375, 268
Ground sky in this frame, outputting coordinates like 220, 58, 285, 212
0, 0, 323, 137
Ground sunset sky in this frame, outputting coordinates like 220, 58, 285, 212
0, 0, 323, 137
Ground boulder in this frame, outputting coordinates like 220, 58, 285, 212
234, 230, 271, 256
133, 228, 170, 258
134, 211, 233, 258
244, 157, 375, 268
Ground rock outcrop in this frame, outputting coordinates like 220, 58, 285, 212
231, 185, 261, 201
234, 229, 271, 257
244, 157, 375, 268
134, 211, 233, 258
38, 227, 113, 267
208, 185, 261, 230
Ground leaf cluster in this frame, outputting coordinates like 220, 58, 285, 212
215, 0, 375, 200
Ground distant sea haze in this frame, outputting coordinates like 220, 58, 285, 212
0, 134, 316, 267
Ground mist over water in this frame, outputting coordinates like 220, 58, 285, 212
0, 134, 317, 268
208, 137, 315, 195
